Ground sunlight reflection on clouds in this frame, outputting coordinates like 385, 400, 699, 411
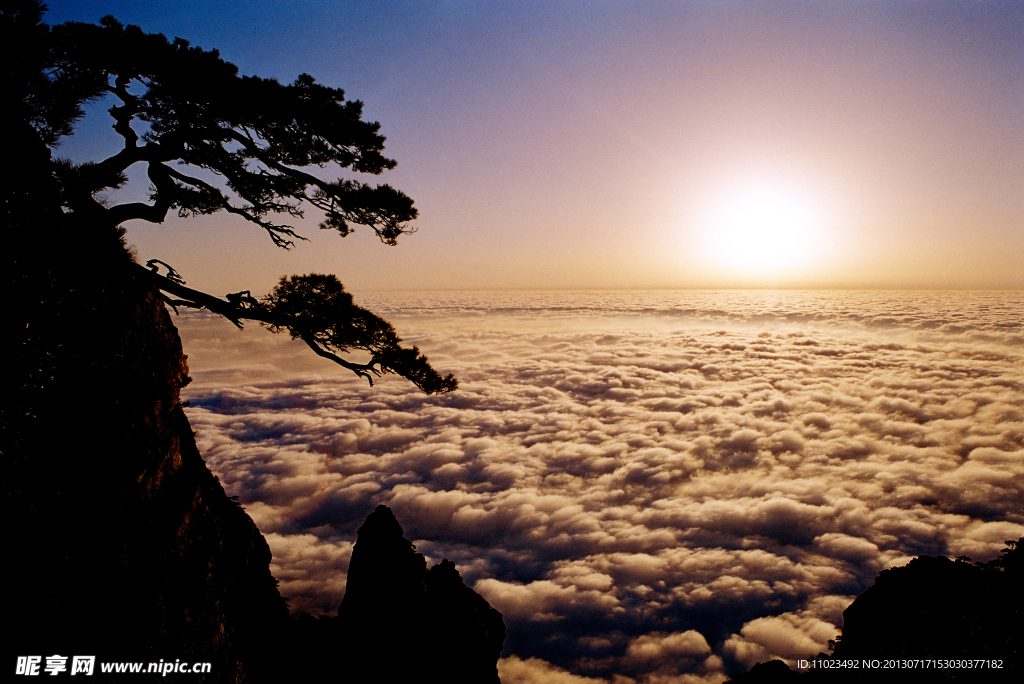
178, 290, 1023, 683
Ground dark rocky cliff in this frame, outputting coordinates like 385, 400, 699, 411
5, 219, 505, 681
6, 220, 290, 681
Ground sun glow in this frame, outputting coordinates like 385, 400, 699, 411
699, 182, 823, 280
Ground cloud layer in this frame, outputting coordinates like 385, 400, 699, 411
178, 290, 1024, 682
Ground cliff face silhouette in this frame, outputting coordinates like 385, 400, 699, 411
6, 219, 287, 679
826, 543, 1021, 682
5, 213, 504, 680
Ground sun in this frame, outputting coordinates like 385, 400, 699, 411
699, 182, 822, 279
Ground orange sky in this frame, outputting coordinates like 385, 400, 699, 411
50, 1, 1023, 293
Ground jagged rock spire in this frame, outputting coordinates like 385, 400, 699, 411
338, 505, 505, 684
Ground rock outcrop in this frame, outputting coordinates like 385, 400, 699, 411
827, 545, 1021, 682
338, 505, 506, 684
6, 220, 290, 681
727, 540, 1022, 683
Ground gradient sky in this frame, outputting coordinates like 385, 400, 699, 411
46, 1, 1023, 293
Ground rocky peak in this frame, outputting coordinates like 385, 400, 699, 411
338, 505, 505, 684
339, 504, 428, 617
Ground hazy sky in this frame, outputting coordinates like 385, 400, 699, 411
47, 1, 1023, 292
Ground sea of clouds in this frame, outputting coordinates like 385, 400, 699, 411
177, 290, 1023, 683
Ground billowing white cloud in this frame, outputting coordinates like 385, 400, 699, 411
176, 290, 1024, 680
498, 656, 617, 684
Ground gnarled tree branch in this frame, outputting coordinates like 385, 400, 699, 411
131, 263, 456, 394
